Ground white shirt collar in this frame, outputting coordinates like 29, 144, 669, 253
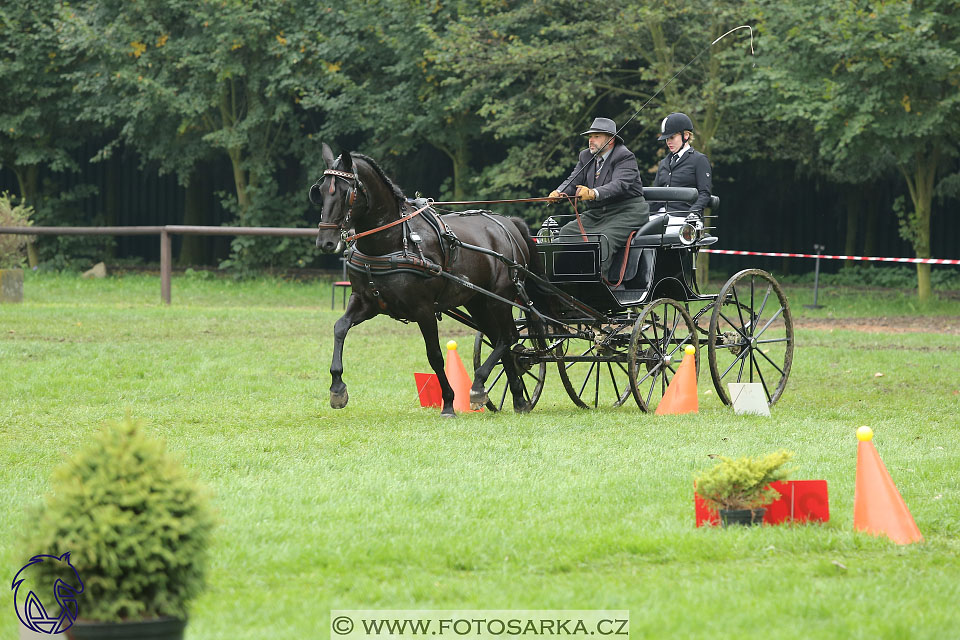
675, 143, 691, 159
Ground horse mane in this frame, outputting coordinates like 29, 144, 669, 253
350, 153, 406, 208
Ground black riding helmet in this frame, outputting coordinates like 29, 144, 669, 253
657, 112, 695, 141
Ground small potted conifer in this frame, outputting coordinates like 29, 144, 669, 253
695, 450, 794, 526
0, 191, 33, 303
22, 415, 215, 639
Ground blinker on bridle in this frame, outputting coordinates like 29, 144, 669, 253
316, 168, 364, 236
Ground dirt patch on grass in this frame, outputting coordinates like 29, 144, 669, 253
794, 316, 960, 335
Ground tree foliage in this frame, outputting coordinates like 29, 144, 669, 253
748, 0, 960, 299
0, 0, 957, 287
0, 0, 84, 200
59, 0, 336, 268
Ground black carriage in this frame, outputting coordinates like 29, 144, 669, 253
473, 186, 795, 413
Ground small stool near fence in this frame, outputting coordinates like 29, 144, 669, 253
332, 255, 351, 309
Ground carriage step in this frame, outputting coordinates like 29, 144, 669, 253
612, 290, 649, 306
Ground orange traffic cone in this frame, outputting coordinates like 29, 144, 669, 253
444, 340, 482, 413
655, 344, 698, 415
853, 426, 923, 544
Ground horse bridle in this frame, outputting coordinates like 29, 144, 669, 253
315, 168, 365, 239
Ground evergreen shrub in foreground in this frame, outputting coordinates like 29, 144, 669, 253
23, 415, 215, 622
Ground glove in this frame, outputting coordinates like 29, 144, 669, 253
576, 185, 595, 201
685, 212, 702, 224
547, 190, 562, 202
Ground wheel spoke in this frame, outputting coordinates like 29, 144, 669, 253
634, 360, 663, 387
521, 367, 541, 382
731, 286, 749, 337
607, 362, 622, 403
717, 310, 751, 340
754, 306, 784, 339
755, 285, 772, 323
750, 349, 772, 402
754, 346, 787, 376
497, 378, 509, 408
593, 361, 600, 407
574, 360, 597, 398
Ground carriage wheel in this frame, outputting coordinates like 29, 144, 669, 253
628, 299, 699, 413
472, 312, 547, 412
556, 320, 635, 409
708, 269, 794, 406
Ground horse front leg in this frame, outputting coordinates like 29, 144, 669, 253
330, 293, 378, 409
416, 317, 457, 417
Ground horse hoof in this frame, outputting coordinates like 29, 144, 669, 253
330, 390, 349, 409
440, 411, 456, 419
470, 402, 486, 411
470, 389, 488, 407
514, 401, 532, 414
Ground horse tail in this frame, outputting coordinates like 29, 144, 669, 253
507, 217, 541, 275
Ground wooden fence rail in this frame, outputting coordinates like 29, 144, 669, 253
0, 225, 317, 304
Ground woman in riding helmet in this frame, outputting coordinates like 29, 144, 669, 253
650, 112, 712, 221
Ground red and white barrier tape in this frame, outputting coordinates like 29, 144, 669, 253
701, 249, 960, 265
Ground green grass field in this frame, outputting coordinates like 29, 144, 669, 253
2, 271, 959, 639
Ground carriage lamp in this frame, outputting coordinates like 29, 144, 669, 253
679, 221, 702, 245
537, 217, 560, 243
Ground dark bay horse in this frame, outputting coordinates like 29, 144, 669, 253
312, 143, 540, 416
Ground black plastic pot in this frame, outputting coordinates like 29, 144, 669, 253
67, 617, 186, 640
719, 508, 766, 527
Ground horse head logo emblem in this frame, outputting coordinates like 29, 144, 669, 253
11, 552, 84, 634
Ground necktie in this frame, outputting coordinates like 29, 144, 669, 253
595, 156, 604, 180
670, 153, 678, 168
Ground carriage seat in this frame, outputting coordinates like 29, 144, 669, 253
604, 214, 666, 285
634, 213, 668, 239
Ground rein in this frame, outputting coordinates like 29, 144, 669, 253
429, 196, 566, 206
344, 203, 432, 243
432, 193, 589, 241
327, 195, 583, 244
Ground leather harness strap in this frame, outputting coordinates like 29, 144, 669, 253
604, 231, 637, 288
344, 203, 432, 243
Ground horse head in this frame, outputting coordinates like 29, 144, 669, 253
312, 142, 364, 254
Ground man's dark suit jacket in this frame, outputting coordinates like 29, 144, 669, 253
556, 142, 644, 208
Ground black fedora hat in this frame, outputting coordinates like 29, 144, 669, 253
580, 117, 622, 141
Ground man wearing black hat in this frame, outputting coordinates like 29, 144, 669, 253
548, 117, 649, 277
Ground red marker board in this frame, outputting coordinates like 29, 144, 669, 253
695, 480, 829, 527
414, 373, 443, 408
